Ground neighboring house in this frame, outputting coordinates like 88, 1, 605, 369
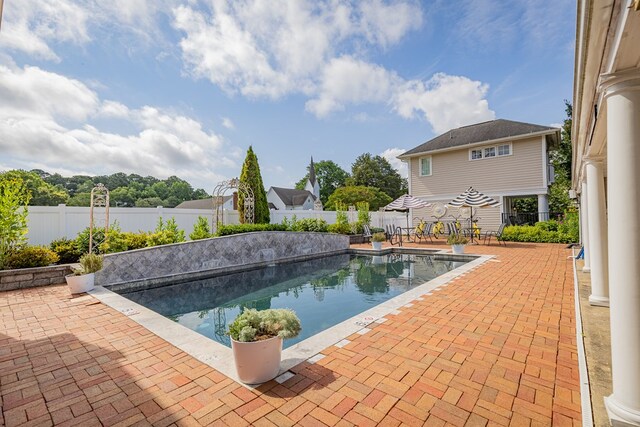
175, 195, 235, 210
398, 119, 560, 231
572, 2, 640, 425
267, 158, 321, 210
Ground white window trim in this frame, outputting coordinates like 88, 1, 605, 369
419, 156, 432, 176
469, 142, 513, 161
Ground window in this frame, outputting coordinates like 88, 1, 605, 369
420, 157, 431, 176
470, 143, 512, 161
498, 144, 511, 156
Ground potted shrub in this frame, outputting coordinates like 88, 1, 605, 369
228, 308, 301, 384
371, 232, 385, 250
447, 234, 468, 255
65, 253, 103, 294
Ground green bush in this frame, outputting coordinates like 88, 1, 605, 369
72, 253, 103, 275
0, 177, 31, 269
500, 211, 579, 244
124, 232, 148, 250
328, 222, 351, 235
75, 225, 109, 254
146, 217, 185, 247
291, 218, 328, 232
216, 223, 287, 236
5, 246, 59, 269
50, 238, 81, 263
190, 216, 212, 240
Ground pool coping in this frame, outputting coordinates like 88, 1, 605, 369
89, 249, 493, 387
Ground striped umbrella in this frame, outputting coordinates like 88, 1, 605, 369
448, 187, 500, 242
384, 194, 430, 229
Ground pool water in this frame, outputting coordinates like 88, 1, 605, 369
118, 253, 467, 349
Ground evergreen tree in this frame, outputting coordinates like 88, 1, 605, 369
239, 146, 270, 223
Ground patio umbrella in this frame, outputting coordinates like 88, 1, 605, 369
384, 194, 430, 229
448, 187, 500, 242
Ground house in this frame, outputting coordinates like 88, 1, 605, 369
175, 195, 235, 210
572, 1, 640, 425
398, 119, 560, 231
267, 158, 321, 210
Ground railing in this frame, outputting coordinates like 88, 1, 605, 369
501, 212, 564, 226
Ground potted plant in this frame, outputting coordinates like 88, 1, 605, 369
447, 234, 468, 255
65, 253, 103, 294
228, 308, 301, 384
371, 232, 385, 250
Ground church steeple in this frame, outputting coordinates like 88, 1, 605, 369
308, 157, 317, 187
304, 156, 321, 202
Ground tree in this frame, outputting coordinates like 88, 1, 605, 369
548, 101, 573, 213
348, 153, 407, 199
0, 177, 31, 269
239, 146, 270, 223
295, 160, 350, 205
325, 186, 393, 211
0, 170, 68, 205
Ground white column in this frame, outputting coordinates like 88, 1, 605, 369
581, 181, 591, 272
601, 70, 640, 427
537, 194, 549, 222
585, 160, 609, 306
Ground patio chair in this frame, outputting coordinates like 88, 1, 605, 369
483, 223, 507, 246
385, 225, 402, 246
363, 224, 372, 243
414, 221, 433, 243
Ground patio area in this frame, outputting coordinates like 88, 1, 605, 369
0, 241, 581, 426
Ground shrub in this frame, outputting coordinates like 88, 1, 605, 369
216, 224, 287, 236
72, 253, 103, 275
50, 238, 81, 264
356, 202, 370, 225
447, 234, 469, 245
190, 216, 212, 240
228, 308, 301, 342
0, 177, 31, 269
327, 222, 351, 235
124, 232, 148, 250
75, 225, 108, 254
5, 246, 59, 269
146, 217, 186, 247
372, 232, 386, 242
291, 218, 328, 232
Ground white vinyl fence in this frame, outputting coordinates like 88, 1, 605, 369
25, 205, 407, 246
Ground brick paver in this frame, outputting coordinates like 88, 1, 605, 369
0, 241, 581, 425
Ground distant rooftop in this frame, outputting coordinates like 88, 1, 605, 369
271, 187, 315, 206
400, 119, 559, 157
175, 196, 232, 209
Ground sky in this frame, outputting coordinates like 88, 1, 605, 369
0, 0, 576, 192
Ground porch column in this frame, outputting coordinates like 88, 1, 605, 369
537, 194, 549, 222
585, 159, 609, 306
580, 181, 591, 272
601, 70, 640, 427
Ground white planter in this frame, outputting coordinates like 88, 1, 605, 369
65, 273, 95, 294
451, 244, 465, 255
372, 241, 382, 250
231, 336, 283, 384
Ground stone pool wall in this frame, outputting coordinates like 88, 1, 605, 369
95, 231, 350, 287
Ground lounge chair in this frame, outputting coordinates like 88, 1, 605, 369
483, 223, 507, 246
385, 225, 402, 246
414, 221, 433, 243
363, 224, 372, 243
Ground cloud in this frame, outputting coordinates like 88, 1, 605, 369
0, 0, 173, 61
380, 148, 408, 178
393, 73, 495, 134
0, 63, 237, 188
221, 117, 235, 130
305, 56, 398, 117
173, 0, 422, 99
174, 0, 493, 133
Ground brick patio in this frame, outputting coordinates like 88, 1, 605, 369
0, 241, 581, 426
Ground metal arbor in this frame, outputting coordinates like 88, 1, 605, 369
212, 178, 254, 230
89, 183, 110, 253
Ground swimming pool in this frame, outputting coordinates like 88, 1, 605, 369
118, 253, 468, 349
